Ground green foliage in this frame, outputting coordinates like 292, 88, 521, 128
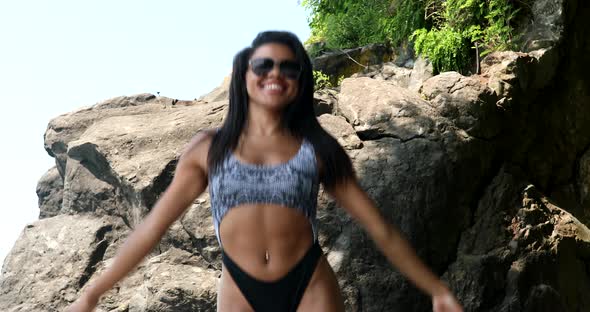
412, 27, 470, 73
311, 71, 346, 90
481, 0, 521, 55
412, 0, 520, 73
304, 0, 392, 49
303, 0, 525, 75
306, 41, 327, 58
313, 70, 333, 90
379, 0, 426, 47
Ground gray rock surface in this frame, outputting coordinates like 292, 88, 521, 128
312, 44, 393, 81
318, 114, 363, 150
518, 0, 566, 51
0, 215, 128, 311
338, 77, 441, 141
313, 88, 338, 116
421, 72, 501, 139
36, 166, 63, 218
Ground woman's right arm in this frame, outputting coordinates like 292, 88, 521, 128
67, 131, 213, 312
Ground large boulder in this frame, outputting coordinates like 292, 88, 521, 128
445, 168, 590, 311
350, 57, 434, 93
317, 114, 363, 150
338, 77, 443, 141
52, 99, 225, 227
421, 72, 502, 140
0, 215, 128, 311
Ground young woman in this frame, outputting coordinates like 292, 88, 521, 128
67, 31, 463, 312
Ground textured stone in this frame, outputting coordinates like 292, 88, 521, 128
338, 77, 440, 141
0, 215, 128, 312
422, 72, 502, 139
313, 88, 338, 116
36, 166, 63, 218
318, 114, 363, 150
312, 44, 393, 81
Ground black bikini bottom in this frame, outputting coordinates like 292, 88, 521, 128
221, 241, 322, 312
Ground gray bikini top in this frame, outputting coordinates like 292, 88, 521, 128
208, 138, 319, 246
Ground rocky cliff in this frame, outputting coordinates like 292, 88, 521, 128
1, 0, 589, 311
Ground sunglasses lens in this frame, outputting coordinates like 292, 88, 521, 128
279, 61, 302, 80
250, 58, 274, 76
249, 58, 302, 80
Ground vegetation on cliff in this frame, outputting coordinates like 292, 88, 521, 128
302, 0, 532, 73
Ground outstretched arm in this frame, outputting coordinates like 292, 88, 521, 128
328, 178, 463, 312
67, 131, 213, 312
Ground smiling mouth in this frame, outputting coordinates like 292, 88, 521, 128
261, 83, 285, 93
262, 83, 287, 94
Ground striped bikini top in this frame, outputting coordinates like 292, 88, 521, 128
208, 138, 320, 246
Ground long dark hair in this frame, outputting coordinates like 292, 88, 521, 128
208, 30, 354, 189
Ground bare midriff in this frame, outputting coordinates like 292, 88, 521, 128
218, 203, 314, 280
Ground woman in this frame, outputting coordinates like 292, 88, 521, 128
67, 31, 463, 312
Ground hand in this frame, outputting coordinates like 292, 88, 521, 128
65, 294, 98, 312
432, 291, 463, 312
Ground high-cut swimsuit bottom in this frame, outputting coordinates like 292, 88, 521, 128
221, 240, 322, 312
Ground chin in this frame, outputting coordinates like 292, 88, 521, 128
254, 96, 295, 111
264, 100, 292, 111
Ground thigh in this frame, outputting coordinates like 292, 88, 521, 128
217, 266, 254, 312
297, 255, 345, 312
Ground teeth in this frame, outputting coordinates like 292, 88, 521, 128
263, 84, 283, 91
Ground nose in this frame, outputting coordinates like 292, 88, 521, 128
268, 63, 281, 78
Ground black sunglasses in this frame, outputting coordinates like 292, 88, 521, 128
249, 58, 302, 80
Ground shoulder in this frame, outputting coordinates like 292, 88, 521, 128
180, 128, 217, 170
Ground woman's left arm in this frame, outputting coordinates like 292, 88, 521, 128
328, 178, 463, 312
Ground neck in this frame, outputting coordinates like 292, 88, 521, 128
244, 103, 286, 137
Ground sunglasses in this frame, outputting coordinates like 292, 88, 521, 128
249, 58, 302, 80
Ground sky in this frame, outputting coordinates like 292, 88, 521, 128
0, 0, 311, 267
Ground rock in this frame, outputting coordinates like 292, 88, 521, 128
0, 215, 128, 311
317, 114, 363, 150
338, 77, 439, 141
97, 248, 218, 312
36, 166, 63, 218
177, 197, 221, 268
58, 100, 225, 226
480, 51, 536, 100
528, 47, 560, 89
409, 57, 433, 92
517, 0, 566, 52
198, 76, 230, 103
381, 63, 412, 87
313, 88, 338, 116
0, 214, 218, 312
445, 167, 590, 311
422, 72, 502, 139
344, 58, 432, 93
43, 94, 199, 179
324, 133, 494, 311
312, 44, 393, 81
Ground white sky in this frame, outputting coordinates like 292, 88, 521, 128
0, 0, 310, 267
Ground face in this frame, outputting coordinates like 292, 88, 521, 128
245, 43, 300, 111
